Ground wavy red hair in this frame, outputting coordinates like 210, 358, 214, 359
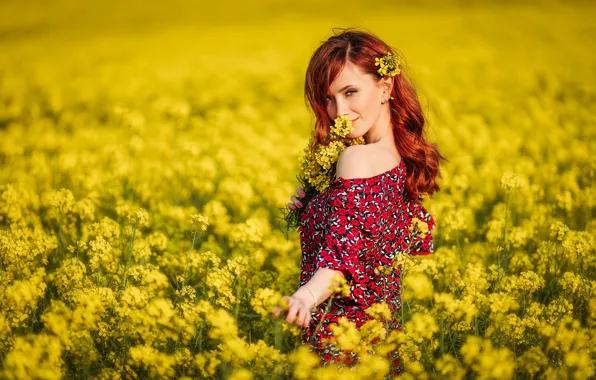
304, 27, 446, 201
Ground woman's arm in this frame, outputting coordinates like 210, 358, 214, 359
276, 146, 368, 327
282, 268, 344, 328
293, 267, 343, 309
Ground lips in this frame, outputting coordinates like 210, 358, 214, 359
350, 117, 359, 124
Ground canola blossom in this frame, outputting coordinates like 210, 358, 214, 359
0, 1, 595, 379
283, 115, 366, 230
375, 52, 401, 77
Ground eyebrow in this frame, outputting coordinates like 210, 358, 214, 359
327, 84, 357, 96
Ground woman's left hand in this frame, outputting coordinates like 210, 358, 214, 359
272, 294, 313, 328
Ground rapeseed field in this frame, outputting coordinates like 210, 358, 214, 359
0, 0, 594, 378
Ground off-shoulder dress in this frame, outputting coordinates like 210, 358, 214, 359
298, 159, 435, 376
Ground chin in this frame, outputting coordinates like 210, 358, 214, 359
348, 130, 366, 140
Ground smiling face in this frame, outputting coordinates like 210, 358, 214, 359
325, 61, 391, 139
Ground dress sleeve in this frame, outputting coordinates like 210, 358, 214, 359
405, 199, 436, 256
314, 180, 367, 285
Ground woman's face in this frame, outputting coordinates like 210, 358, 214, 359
325, 61, 389, 139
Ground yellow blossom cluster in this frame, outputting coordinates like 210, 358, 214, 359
328, 273, 351, 297
408, 217, 429, 239
188, 213, 209, 231
298, 116, 366, 193
375, 51, 402, 77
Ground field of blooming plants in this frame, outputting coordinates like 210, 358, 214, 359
0, 0, 594, 378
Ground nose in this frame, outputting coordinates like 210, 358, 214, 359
335, 97, 350, 119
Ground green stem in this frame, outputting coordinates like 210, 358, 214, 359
311, 293, 336, 345
122, 222, 138, 290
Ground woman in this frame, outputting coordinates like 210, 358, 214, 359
275, 28, 444, 376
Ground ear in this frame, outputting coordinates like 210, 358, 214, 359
381, 76, 393, 97
376, 76, 393, 98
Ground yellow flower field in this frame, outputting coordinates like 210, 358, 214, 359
0, 0, 594, 378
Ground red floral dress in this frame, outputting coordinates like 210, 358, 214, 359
298, 159, 435, 377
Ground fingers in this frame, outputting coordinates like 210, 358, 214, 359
297, 307, 309, 328
284, 296, 301, 324
287, 193, 304, 210
290, 195, 303, 208
286, 303, 298, 324
286, 299, 310, 327
273, 296, 311, 328
274, 296, 292, 318
297, 188, 306, 198
284, 295, 294, 307
272, 306, 281, 317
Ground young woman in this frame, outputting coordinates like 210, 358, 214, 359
275, 28, 445, 376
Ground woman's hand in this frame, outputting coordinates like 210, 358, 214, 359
272, 293, 313, 328
286, 187, 306, 210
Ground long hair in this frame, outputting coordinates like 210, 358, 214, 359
304, 27, 446, 201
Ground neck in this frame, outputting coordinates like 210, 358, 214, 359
364, 106, 393, 145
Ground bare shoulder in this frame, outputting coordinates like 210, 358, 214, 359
335, 145, 374, 180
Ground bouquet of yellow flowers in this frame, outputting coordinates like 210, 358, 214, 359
282, 115, 366, 233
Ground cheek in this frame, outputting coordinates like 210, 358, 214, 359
360, 91, 379, 116
366, 91, 380, 111
359, 96, 377, 122
347, 96, 380, 138
364, 95, 382, 121
347, 118, 366, 139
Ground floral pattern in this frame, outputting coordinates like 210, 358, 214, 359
298, 159, 435, 376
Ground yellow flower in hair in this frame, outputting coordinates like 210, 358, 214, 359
375, 51, 401, 77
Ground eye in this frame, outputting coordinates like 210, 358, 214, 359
325, 90, 356, 103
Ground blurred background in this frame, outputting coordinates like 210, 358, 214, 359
0, 0, 595, 378
1, 0, 594, 231
1, 0, 593, 221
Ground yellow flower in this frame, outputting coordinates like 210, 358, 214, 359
53, 257, 88, 295
128, 344, 176, 378
329, 115, 353, 138
250, 288, 284, 316
461, 336, 515, 379
228, 368, 253, 380
515, 271, 544, 294
329, 317, 361, 351
549, 220, 569, 241
206, 309, 239, 340
374, 264, 393, 276
365, 302, 392, 321
115, 201, 149, 228
288, 345, 319, 380
329, 273, 351, 297
189, 213, 209, 231
298, 115, 366, 193
408, 217, 429, 238
500, 171, 521, 192
375, 51, 401, 77
1, 334, 64, 379
404, 273, 434, 300
435, 354, 466, 379
314, 140, 344, 171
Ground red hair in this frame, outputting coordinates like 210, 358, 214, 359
304, 27, 446, 201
